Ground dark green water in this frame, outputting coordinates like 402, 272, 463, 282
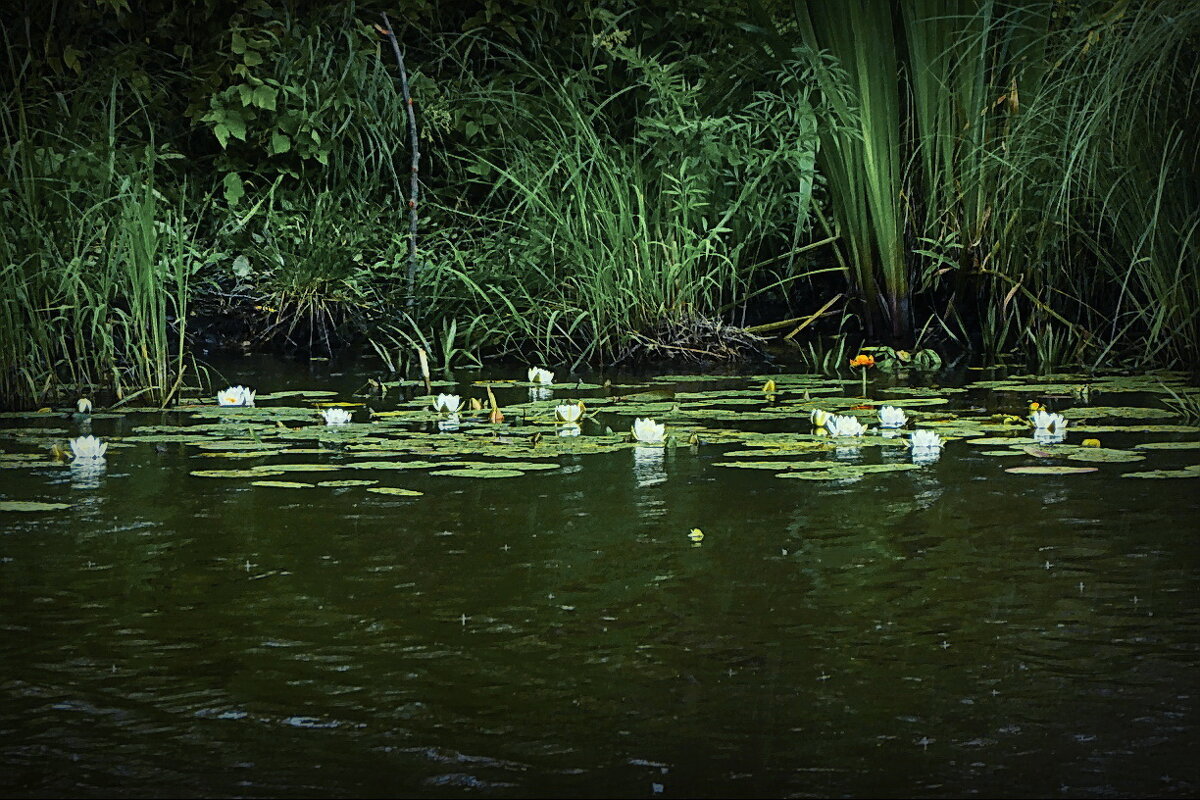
2, 358, 1197, 798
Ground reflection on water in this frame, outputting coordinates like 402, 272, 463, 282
0, 360, 1197, 798
632, 444, 666, 489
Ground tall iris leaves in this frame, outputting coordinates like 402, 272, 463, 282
792, 0, 907, 339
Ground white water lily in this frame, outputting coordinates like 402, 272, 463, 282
632, 417, 666, 443
69, 434, 107, 461
555, 402, 584, 424
320, 408, 353, 425
825, 414, 867, 437
433, 393, 462, 414
76, 398, 92, 414
877, 406, 907, 428
810, 408, 831, 428
1029, 408, 1067, 433
217, 385, 255, 406
527, 367, 554, 385
910, 429, 944, 450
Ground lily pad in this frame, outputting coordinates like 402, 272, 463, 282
250, 480, 315, 488
1121, 466, 1200, 479
1133, 441, 1200, 450
190, 469, 286, 479
1060, 406, 1174, 419
366, 487, 425, 496
1004, 466, 1099, 475
431, 468, 527, 479
317, 479, 378, 487
0, 500, 72, 512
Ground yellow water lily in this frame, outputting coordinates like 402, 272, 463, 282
810, 408, 831, 428
76, 398, 92, 414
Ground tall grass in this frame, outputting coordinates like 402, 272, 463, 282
0, 81, 195, 408
428, 43, 821, 365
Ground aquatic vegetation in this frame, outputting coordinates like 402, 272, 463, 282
433, 394, 462, 414
528, 367, 554, 385
68, 435, 107, 462
320, 408, 353, 426
217, 386, 256, 407
554, 403, 584, 424
910, 430, 943, 452
849, 354, 875, 368
824, 414, 866, 437
631, 418, 666, 443
877, 406, 907, 428
1029, 408, 1067, 433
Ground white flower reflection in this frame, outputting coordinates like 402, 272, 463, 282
437, 414, 461, 431
633, 445, 666, 488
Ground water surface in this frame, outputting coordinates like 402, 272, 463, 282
2, 359, 1197, 797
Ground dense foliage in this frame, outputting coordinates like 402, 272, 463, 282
1, 0, 1196, 406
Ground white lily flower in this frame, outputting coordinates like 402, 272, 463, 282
69, 434, 107, 461
321, 408, 353, 425
810, 408, 830, 428
1029, 408, 1067, 432
433, 394, 462, 414
910, 429, 944, 450
631, 417, 665, 443
527, 367, 554, 385
555, 403, 584, 424
76, 398, 93, 414
217, 385, 255, 406
825, 414, 866, 437
877, 406, 907, 428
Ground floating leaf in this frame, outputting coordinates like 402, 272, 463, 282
317, 479, 378, 487
1121, 467, 1200, 479
250, 463, 339, 472
1134, 441, 1200, 450
250, 480, 315, 488
431, 468, 526, 478
366, 487, 424, 496
1060, 406, 1174, 419
191, 469, 286, 478
1004, 466, 1099, 475
0, 500, 72, 512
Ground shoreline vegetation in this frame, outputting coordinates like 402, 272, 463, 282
1, 0, 1196, 409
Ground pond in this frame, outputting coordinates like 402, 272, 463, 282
2, 357, 1198, 798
